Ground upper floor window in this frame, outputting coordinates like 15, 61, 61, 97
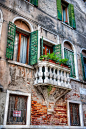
64, 41, 75, 77
56, 0, 76, 29
81, 50, 86, 81
61, 0, 68, 23
6, 20, 38, 66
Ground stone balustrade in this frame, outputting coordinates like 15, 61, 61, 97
34, 61, 71, 90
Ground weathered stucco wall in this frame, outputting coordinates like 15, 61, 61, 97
0, 0, 86, 127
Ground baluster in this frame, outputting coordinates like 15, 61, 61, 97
61, 70, 64, 87
34, 67, 38, 85
67, 72, 71, 88
38, 66, 43, 83
44, 66, 49, 83
54, 68, 56, 85
50, 67, 53, 84
64, 71, 67, 87
57, 69, 61, 86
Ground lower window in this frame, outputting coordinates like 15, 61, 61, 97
7, 94, 27, 125
69, 103, 80, 126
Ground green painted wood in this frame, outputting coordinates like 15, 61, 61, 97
56, 0, 62, 21
53, 44, 61, 59
29, 30, 38, 65
81, 53, 85, 80
30, 0, 38, 6
68, 4, 76, 29
64, 48, 75, 77
6, 21, 16, 60
40, 36, 43, 56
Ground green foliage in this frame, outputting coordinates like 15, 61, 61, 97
59, 58, 68, 65
39, 55, 44, 60
39, 53, 69, 67
47, 85, 52, 96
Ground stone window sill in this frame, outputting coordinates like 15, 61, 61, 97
62, 22, 73, 29
8, 60, 34, 69
24, 0, 34, 7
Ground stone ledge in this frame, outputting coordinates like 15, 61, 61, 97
0, 125, 86, 129
8, 60, 34, 69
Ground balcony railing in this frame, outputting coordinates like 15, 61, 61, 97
34, 61, 71, 90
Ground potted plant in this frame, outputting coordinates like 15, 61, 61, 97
39, 55, 44, 61
43, 54, 49, 61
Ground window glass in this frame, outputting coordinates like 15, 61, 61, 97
70, 103, 80, 126
64, 42, 75, 77
61, 0, 68, 23
7, 94, 27, 125
14, 32, 29, 64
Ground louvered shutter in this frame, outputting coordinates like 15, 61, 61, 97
29, 30, 38, 65
81, 53, 85, 80
68, 4, 76, 29
53, 44, 61, 59
40, 36, 43, 56
30, 0, 38, 6
6, 22, 16, 60
56, 0, 62, 21
64, 48, 75, 77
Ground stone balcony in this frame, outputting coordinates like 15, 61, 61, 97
34, 61, 71, 91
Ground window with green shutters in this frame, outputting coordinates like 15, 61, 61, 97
6, 21, 38, 66
53, 44, 62, 59
64, 48, 75, 77
6, 22, 16, 60
29, 30, 38, 65
56, 0, 76, 29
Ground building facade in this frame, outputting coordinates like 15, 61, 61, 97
0, 0, 86, 128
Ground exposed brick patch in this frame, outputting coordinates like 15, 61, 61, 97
31, 100, 67, 125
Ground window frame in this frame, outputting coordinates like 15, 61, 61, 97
61, 1, 69, 23
14, 30, 30, 64
62, 40, 79, 80
67, 100, 83, 127
3, 90, 31, 127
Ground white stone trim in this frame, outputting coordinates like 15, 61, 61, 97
81, 48, 86, 53
67, 100, 84, 127
0, 125, 86, 128
0, 10, 3, 41
40, 36, 57, 45
38, 25, 41, 59
12, 17, 33, 32
8, 60, 34, 69
3, 90, 31, 126
62, 39, 79, 80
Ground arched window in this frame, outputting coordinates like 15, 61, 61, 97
6, 19, 38, 65
64, 41, 75, 77
81, 49, 86, 81
13, 20, 31, 64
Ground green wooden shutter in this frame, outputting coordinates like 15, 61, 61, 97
68, 4, 76, 29
81, 53, 85, 80
6, 21, 16, 60
30, 0, 38, 6
53, 44, 61, 59
40, 36, 43, 56
56, 0, 62, 21
29, 30, 38, 65
64, 48, 75, 77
